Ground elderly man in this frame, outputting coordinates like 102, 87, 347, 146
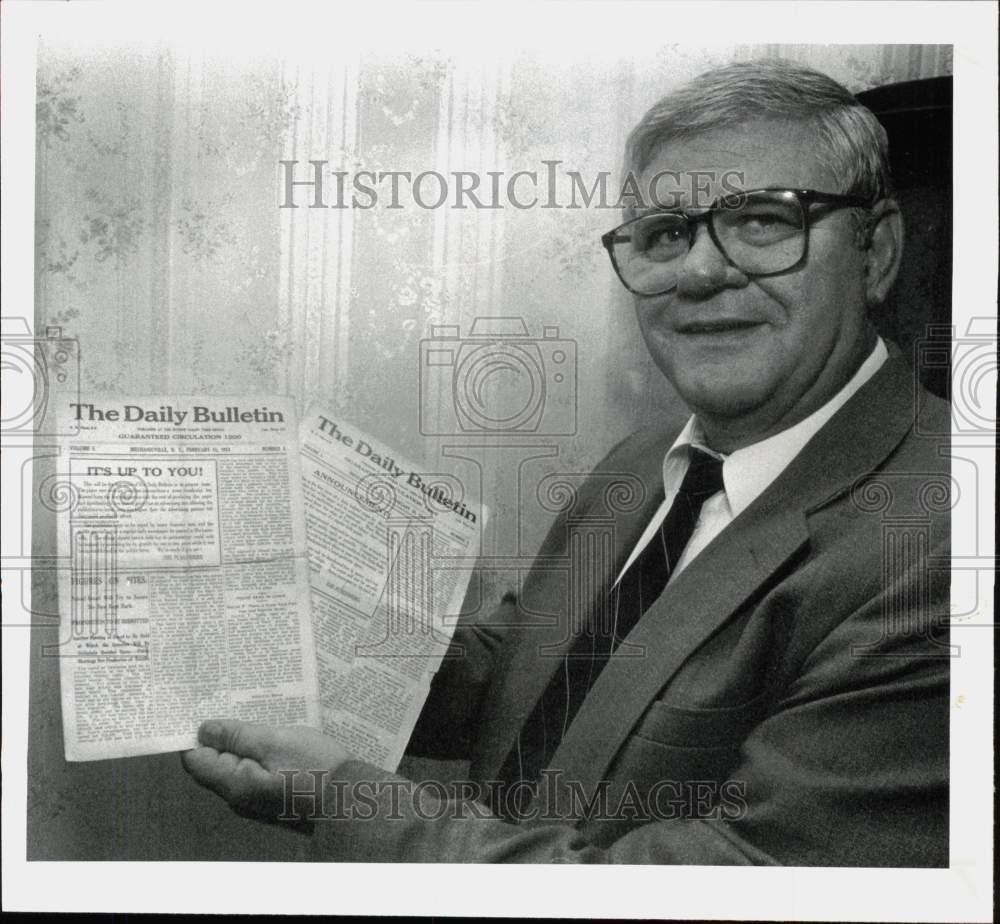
183, 59, 950, 865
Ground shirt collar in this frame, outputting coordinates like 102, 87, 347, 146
663, 338, 889, 517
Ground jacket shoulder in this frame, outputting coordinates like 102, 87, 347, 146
593, 424, 678, 473
884, 382, 951, 474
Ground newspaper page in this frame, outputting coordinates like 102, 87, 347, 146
300, 408, 481, 771
55, 395, 320, 761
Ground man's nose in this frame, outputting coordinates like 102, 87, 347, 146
675, 224, 748, 298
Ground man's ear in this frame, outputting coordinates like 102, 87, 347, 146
862, 199, 904, 306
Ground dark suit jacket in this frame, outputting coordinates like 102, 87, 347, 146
311, 354, 951, 865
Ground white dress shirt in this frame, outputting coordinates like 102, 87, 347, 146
615, 338, 889, 584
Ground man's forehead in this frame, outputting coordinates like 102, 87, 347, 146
650, 137, 761, 170
637, 120, 839, 201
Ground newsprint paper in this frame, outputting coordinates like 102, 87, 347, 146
56, 396, 477, 769
300, 407, 481, 770
56, 395, 320, 761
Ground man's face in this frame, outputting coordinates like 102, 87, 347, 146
634, 120, 875, 445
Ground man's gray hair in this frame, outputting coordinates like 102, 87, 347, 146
626, 58, 892, 202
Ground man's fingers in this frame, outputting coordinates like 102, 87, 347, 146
197, 720, 350, 774
182, 746, 268, 796
180, 745, 211, 779
181, 745, 282, 816
197, 718, 271, 762
182, 723, 347, 831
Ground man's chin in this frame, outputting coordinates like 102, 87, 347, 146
672, 379, 771, 423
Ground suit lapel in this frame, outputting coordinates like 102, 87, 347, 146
550, 355, 921, 797
472, 429, 671, 778
475, 355, 921, 788
547, 496, 809, 800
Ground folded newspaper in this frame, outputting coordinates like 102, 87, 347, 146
55, 396, 480, 770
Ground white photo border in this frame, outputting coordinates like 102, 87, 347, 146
2, 2, 995, 920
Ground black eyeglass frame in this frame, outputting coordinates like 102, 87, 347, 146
601, 187, 874, 297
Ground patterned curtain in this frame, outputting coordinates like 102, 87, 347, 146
35, 43, 954, 573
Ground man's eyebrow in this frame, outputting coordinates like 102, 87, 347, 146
629, 203, 709, 220
631, 203, 685, 217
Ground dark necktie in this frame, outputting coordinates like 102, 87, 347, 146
496, 448, 725, 814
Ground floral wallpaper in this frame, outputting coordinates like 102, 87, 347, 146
35, 42, 952, 434
33, 42, 954, 553
34, 40, 954, 590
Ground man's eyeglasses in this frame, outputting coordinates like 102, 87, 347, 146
601, 188, 873, 297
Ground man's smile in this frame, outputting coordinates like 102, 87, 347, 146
675, 318, 767, 335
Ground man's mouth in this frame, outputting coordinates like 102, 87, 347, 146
676, 319, 764, 335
